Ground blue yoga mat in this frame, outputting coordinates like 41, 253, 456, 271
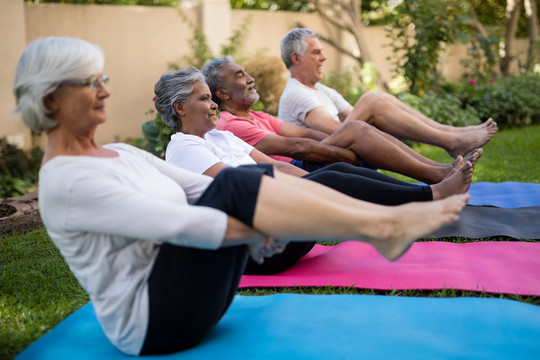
17, 295, 540, 359
468, 182, 540, 208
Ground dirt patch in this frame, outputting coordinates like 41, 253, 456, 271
0, 203, 17, 217
0, 193, 43, 236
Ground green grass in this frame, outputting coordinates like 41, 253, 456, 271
0, 229, 89, 359
380, 124, 540, 183
1, 125, 539, 359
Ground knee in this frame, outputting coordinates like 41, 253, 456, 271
321, 162, 356, 172
358, 91, 388, 113
343, 120, 373, 134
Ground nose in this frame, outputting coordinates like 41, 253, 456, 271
320, 51, 327, 62
97, 86, 110, 99
210, 100, 218, 109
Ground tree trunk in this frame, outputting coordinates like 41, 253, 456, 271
466, 17, 503, 77
308, 0, 387, 89
524, 0, 539, 70
500, 0, 523, 76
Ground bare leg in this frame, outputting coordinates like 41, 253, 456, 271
373, 91, 496, 133
252, 172, 468, 261
322, 121, 453, 184
375, 125, 449, 168
345, 91, 498, 158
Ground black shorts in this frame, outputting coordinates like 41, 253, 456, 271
140, 165, 273, 355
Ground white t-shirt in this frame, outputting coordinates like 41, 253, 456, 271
166, 129, 256, 174
278, 77, 351, 127
38, 143, 227, 355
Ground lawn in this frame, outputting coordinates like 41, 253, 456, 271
1, 125, 539, 359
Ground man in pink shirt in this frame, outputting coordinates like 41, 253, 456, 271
204, 56, 481, 184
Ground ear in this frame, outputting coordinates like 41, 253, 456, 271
291, 51, 302, 65
173, 101, 185, 117
43, 93, 59, 113
215, 88, 230, 102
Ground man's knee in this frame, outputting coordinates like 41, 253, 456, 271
357, 91, 389, 111
342, 120, 373, 135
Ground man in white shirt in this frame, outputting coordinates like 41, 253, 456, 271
278, 28, 498, 159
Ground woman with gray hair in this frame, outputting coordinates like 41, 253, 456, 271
14, 36, 467, 356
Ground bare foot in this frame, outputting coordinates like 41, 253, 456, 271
464, 148, 483, 168
430, 158, 473, 200
367, 194, 469, 261
451, 118, 497, 132
447, 121, 497, 158
441, 155, 464, 181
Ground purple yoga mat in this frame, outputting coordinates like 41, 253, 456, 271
239, 241, 540, 296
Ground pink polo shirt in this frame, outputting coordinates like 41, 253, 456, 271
216, 110, 293, 163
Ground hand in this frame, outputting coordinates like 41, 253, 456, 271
249, 237, 289, 264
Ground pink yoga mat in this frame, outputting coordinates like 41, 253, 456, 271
239, 241, 540, 296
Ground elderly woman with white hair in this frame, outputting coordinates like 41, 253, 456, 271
13, 37, 467, 356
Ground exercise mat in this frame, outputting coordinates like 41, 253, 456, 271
16, 294, 540, 359
427, 205, 540, 239
239, 241, 540, 296
467, 182, 540, 208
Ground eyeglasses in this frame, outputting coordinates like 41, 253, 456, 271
59, 75, 110, 90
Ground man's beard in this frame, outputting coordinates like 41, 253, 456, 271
232, 88, 260, 106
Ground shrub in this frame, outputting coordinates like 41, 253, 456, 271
397, 91, 481, 127
322, 68, 364, 106
461, 73, 540, 128
0, 138, 43, 198
242, 56, 288, 115
138, 112, 174, 159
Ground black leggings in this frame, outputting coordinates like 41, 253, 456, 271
304, 163, 433, 206
141, 165, 275, 355
244, 163, 432, 275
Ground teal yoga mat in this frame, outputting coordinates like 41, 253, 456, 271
17, 295, 540, 359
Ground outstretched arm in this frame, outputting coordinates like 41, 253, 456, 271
304, 106, 352, 135
254, 133, 358, 165
248, 147, 308, 177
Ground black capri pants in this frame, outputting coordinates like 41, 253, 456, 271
140, 165, 314, 355
304, 163, 433, 206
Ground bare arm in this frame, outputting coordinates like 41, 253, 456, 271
222, 216, 284, 264
305, 106, 353, 135
202, 162, 229, 178
248, 148, 308, 177
279, 120, 329, 141
254, 133, 358, 165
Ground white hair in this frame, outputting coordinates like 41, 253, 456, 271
13, 37, 105, 133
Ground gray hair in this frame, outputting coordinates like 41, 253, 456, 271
154, 67, 205, 132
280, 28, 319, 69
201, 56, 234, 107
13, 37, 104, 133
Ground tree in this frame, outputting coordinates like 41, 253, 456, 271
465, 0, 539, 75
524, 0, 539, 71
300, 0, 388, 89
230, 0, 311, 12
25, 0, 180, 5
387, 0, 471, 94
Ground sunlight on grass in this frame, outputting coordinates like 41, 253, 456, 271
381, 125, 540, 183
